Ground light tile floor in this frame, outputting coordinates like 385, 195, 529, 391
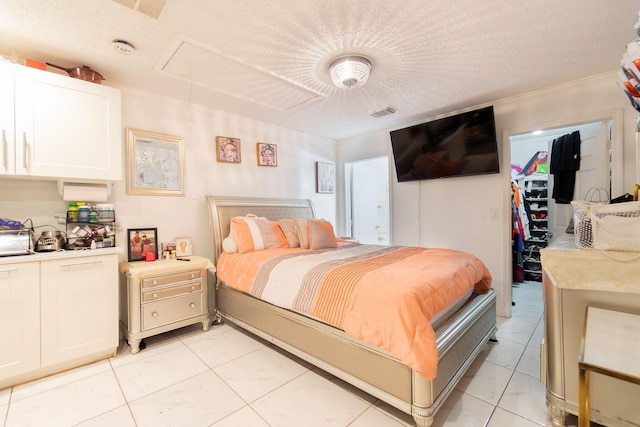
0, 281, 582, 426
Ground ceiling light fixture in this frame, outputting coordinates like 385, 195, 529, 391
329, 55, 372, 89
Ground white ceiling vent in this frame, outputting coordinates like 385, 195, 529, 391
370, 106, 397, 118
155, 35, 324, 112
112, 0, 166, 19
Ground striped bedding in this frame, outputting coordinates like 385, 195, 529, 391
217, 243, 492, 379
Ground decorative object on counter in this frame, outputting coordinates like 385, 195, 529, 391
257, 143, 277, 166
315, 161, 335, 194
126, 128, 185, 196
127, 228, 158, 262
175, 236, 193, 257
216, 136, 241, 163
161, 241, 177, 259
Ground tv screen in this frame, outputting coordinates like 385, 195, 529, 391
390, 105, 499, 182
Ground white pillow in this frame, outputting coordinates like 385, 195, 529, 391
222, 226, 238, 253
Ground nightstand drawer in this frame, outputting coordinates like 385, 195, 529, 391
142, 281, 202, 302
142, 293, 204, 330
141, 270, 201, 289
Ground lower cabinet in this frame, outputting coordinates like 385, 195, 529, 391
0, 252, 119, 389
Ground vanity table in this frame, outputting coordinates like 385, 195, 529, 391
540, 234, 640, 427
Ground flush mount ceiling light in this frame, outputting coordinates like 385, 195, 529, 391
329, 55, 372, 89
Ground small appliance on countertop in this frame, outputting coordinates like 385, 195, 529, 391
0, 229, 35, 256
35, 230, 66, 252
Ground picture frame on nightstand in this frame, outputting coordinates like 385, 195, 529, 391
175, 236, 193, 257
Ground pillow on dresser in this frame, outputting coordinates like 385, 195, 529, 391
231, 215, 279, 253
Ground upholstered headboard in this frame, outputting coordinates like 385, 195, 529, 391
205, 195, 316, 264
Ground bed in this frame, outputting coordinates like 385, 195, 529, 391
206, 195, 497, 426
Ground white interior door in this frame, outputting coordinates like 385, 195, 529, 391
352, 163, 379, 244
548, 122, 609, 240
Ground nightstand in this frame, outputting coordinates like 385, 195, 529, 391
119, 256, 215, 353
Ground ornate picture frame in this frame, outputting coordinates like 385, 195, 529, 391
316, 161, 335, 194
126, 128, 185, 196
127, 228, 158, 262
216, 136, 241, 163
175, 236, 193, 257
257, 143, 277, 166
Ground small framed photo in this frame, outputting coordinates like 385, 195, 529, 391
127, 228, 158, 262
161, 241, 176, 260
257, 143, 277, 166
216, 136, 241, 163
175, 236, 193, 257
316, 161, 335, 194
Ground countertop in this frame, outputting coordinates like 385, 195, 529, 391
0, 247, 123, 265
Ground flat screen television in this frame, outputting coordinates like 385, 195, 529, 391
390, 105, 499, 182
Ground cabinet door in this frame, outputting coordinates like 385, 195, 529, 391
0, 262, 40, 380
13, 64, 122, 180
0, 61, 15, 175
40, 254, 118, 365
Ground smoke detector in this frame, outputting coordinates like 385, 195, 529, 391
112, 39, 136, 55
370, 106, 397, 118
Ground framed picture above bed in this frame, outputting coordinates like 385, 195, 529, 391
127, 228, 158, 262
316, 161, 335, 194
257, 143, 277, 166
216, 136, 241, 163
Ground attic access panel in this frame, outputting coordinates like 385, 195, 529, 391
155, 35, 324, 111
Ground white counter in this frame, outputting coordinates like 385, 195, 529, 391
0, 247, 123, 265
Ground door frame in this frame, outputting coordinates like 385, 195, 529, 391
502, 108, 623, 317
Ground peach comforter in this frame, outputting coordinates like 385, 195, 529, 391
217, 243, 492, 379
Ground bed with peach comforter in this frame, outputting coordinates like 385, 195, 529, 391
206, 195, 497, 427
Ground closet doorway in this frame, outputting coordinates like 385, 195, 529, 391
510, 120, 612, 282
344, 156, 391, 245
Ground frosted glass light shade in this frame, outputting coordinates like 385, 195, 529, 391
329, 55, 372, 89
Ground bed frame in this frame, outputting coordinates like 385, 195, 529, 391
206, 195, 497, 426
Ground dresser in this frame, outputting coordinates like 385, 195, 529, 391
540, 234, 640, 427
119, 256, 214, 353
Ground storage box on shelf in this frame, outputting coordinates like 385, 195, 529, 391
523, 175, 549, 281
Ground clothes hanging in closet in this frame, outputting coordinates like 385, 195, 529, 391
549, 130, 580, 204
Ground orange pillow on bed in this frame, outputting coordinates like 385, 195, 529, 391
270, 220, 289, 248
278, 218, 300, 248
231, 216, 280, 253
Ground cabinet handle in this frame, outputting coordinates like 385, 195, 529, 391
152, 280, 158, 285
190, 285, 196, 291
22, 132, 29, 170
0, 268, 18, 274
190, 273, 195, 279
190, 303, 196, 309
1, 129, 6, 169
152, 312, 158, 318
152, 293, 158, 298
59, 260, 103, 268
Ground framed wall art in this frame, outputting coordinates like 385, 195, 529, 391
316, 161, 335, 194
126, 128, 185, 196
216, 136, 241, 163
257, 143, 277, 166
175, 236, 193, 257
127, 228, 158, 262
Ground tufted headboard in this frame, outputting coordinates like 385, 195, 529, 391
205, 195, 316, 264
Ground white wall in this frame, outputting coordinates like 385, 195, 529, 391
337, 70, 639, 318
0, 85, 337, 265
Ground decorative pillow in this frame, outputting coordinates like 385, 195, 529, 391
294, 218, 310, 249
309, 219, 338, 249
222, 226, 238, 253
231, 215, 279, 253
270, 220, 289, 248
277, 218, 300, 248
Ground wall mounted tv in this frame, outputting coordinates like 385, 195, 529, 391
390, 105, 500, 182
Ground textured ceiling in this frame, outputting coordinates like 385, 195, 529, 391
0, 0, 639, 140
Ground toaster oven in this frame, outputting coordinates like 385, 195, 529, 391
0, 229, 35, 256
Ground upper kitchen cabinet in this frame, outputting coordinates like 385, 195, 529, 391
0, 61, 121, 182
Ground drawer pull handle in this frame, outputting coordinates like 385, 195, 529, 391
60, 261, 102, 268
152, 312, 158, 318
152, 293, 158, 298
152, 280, 158, 285
190, 273, 195, 279
190, 286, 196, 291
190, 303, 196, 309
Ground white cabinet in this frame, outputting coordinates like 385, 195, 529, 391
0, 262, 39, 380
0, 61, 121, 181
0, 251, 119, 389
0, 61, 15, 175
40, 255, 119, 365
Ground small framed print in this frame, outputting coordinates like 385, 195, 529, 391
316, 161, 335, 194
161, 241, 176, 259
257, 143, 277, 166
216, 136, 241, 163
127, 228, 158, 262
175, 236, 193, 257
